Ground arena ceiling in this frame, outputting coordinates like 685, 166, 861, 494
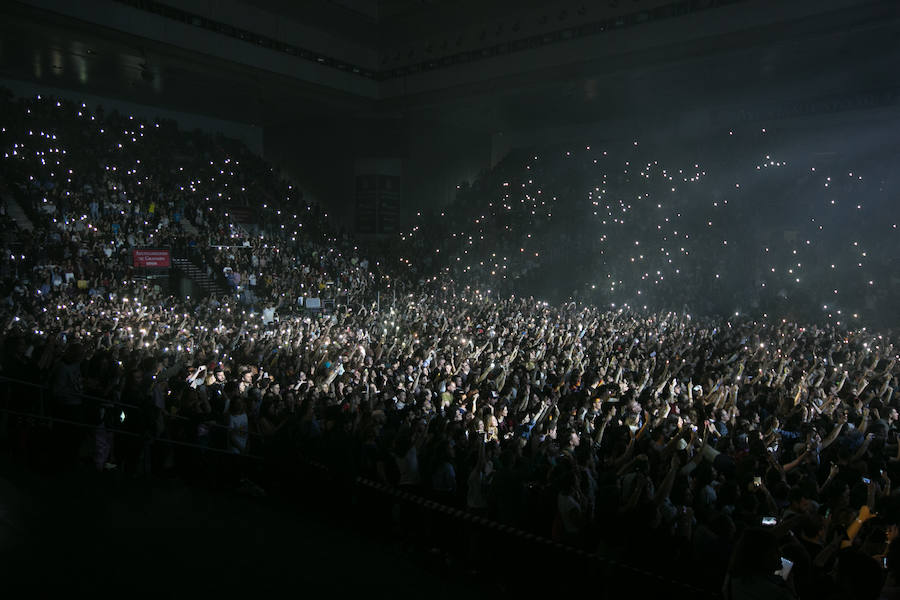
1, 0, 898, 133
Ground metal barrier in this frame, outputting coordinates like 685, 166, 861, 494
0, 375, 264, 460
288, 455, 722, 598
0, 374, 719, 596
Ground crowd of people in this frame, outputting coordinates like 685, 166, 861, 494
1, 89, 897, 599
397, 137, 898, 327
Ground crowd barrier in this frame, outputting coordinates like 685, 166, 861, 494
0, 375, 266, 471
0, 374, 720, 597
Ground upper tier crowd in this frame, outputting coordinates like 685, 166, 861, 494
396, 140, 898, 326
1, 90, 897, 600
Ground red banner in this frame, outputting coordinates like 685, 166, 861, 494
133, 249, 171, 268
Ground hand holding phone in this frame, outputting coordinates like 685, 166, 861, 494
775, 557, 793, 580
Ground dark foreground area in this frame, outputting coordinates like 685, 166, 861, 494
0, 444, 708, 598
0, 456, 482, 597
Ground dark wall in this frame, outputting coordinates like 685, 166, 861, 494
263, 115, 406, 229
380, 0, 900, 232
402, 114, 493, 214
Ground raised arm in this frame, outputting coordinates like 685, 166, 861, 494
653, 455, 680, 506
819, 414, 846, 450
782, 451, 810, 473
857, 407, 871, 436
817, 463, 840, 496
593, 407, 616, 447
850, 433, 874, 463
